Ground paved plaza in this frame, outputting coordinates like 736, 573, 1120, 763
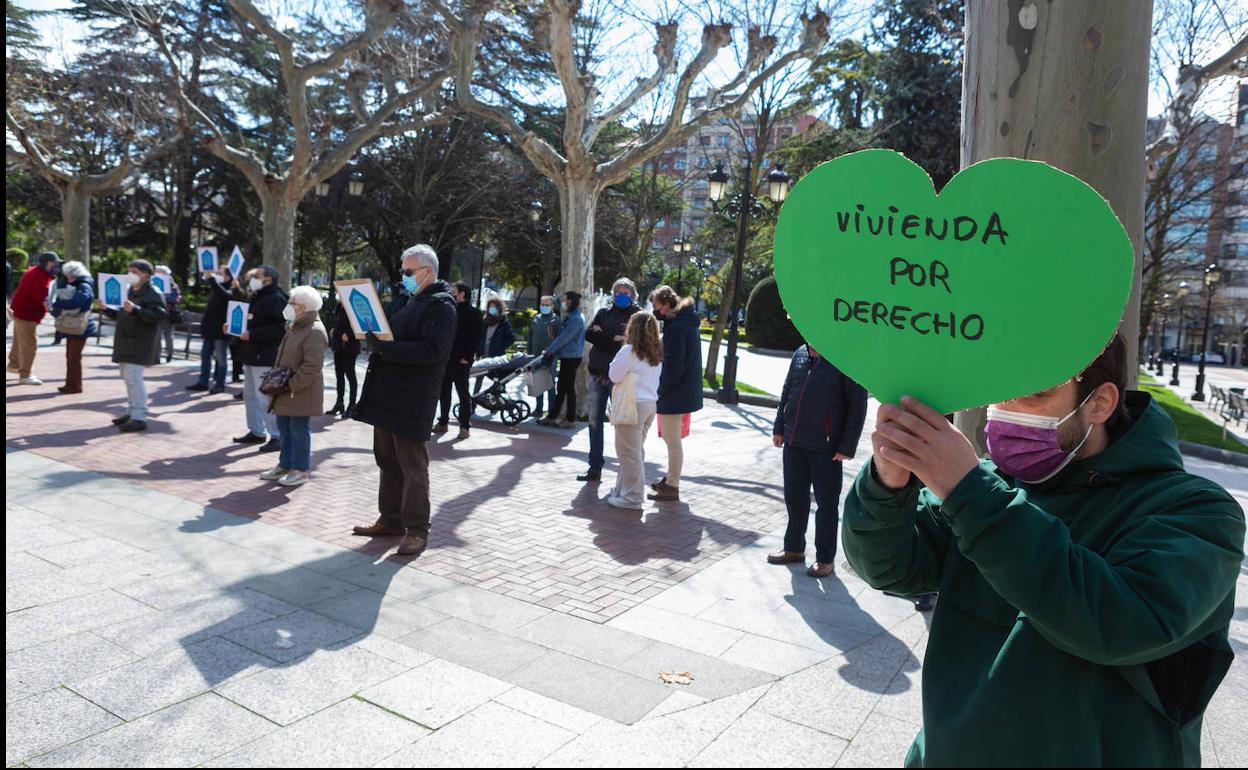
6, 326, 1248, 767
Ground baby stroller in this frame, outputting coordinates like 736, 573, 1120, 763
455, 353, 545, 425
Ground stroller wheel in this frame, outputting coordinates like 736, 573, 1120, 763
501, 403, 526, 426
515, 400, 532, 421
452, 403, 463, 422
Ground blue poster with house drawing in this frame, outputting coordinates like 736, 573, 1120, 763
350, 288, 381, 332
227, 245, 245, 278
97, 273, 126, 309
226, 301, 249, 337
197, 246, 218, 273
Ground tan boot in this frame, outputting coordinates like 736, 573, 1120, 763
352, 519, 405, 537
396, 534, 427, 556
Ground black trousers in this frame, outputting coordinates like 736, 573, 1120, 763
333, 352, 358, 407
782, 446, 845, 564
547, 357, 581, 421
439, 359, 473, 427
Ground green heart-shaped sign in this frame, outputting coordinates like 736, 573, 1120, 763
774, 150, 1134, 413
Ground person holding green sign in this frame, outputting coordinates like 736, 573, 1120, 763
842, 335, 1244, 767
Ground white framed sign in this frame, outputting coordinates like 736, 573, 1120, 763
196, 246, 218, 274
226, 301, 250, 337
334, 279, 393, 340
97, 273, 127, 310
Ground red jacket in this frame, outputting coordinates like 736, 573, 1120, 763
10, 267, 54, 323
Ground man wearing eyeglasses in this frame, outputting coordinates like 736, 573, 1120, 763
351, 244, 457, 556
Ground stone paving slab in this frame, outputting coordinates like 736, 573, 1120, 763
6, 687, 123, 766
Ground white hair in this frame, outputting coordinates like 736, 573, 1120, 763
400, 243, 439, 275
155, 265, 172, 276
288, 285, 323, 312
61, 261, 91, 281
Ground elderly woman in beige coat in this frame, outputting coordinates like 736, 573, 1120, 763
260, 285, 328, 487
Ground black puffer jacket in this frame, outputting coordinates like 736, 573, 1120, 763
328, 304, 362, 356
201, 275, 234, 341
234, 283, 288, 367
109, 282, 167, 365
773, 345, 868, 457
585, 304, 639, 377
451, 301, 483, 363
353, 280, 457, 442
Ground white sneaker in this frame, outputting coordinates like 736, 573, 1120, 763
277, 470, 309, 487
606, 495, 642, 510
19, 376, 42, 385
259, 465, 288, 481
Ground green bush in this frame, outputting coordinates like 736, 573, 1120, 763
744, 276, 803, 350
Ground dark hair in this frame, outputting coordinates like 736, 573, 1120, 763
650, 284, 694, 312
563, 291, 581, 312
1077, 333, 1128, 422
257, 264, 280, 283
128, 259, 154, 275
36, 251, 61, 269
452, 281, 471, 299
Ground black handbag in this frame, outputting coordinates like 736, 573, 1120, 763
259, 366, 295, 396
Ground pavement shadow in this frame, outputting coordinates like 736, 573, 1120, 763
177, 547, 412, 686
783, 570, 920, 694
565, 493, 757, 566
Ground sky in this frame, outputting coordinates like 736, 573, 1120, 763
11, 0, 1245, 125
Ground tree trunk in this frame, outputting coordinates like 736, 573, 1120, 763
559, 174, 599, 299
61, 183, 91, 266
955, 0, 1151, 451
261, 191, 298, 287
704, 265, 738, 385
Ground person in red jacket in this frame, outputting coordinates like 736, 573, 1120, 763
7, 251, 60, 385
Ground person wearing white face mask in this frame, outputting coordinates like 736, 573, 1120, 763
526, 295, 561, 419
228, 265, 288, 452
97, 259, 167, 432
258, 286, 328, 487
841, 334, 1244, 767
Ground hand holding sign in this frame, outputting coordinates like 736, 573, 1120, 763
773, 150, 1134, 413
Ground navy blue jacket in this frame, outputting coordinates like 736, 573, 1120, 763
774, 345, 868, 457
479, 316, 514, 358
50, 277, 97, 338
657, 306, 704, 415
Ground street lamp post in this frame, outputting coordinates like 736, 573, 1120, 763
1191, 263, 1220, 401
672, 237, 693, 294
1169, 281, 1190, 386
707, 159, 790, 404
317, 168, 364, 310
1154, 292, 1170, 376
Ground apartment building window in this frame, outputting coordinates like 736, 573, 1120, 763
674, 157, 687, 170
717, 135, 730, 147
696, 156, 708, 169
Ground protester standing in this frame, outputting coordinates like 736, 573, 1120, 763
434, 282, 482, 438
154, 265, 182, 363
474, 296, 514, 393
576, 278, 639, 480
351, 244, 456, 556
769, 342, 868, 577
259, 286, 328, 487
648, 285, 703, 502
326, 302, 361, 419
231, 266, 287, 452
527, 295, 561, 419
539, 291, 586, 429
49, 261, 96, 394
7, 251, 59, 385
604, 311, 664, 509
101, 260, 166, 432
187, 268, 234, 394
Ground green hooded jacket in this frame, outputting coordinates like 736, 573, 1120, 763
843, 391, 1244, 767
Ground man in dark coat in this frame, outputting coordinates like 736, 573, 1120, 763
769, 342, 868, 577
102, 259, 167, 433
187, 267, 235, 394
232, 266, 288, 452
434, 282, 483, 438
577, 277, 640, 482
352, 244, 457, 556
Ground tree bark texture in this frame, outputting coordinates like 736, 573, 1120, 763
956, 0, 1152, 451
60, 184, 92, 266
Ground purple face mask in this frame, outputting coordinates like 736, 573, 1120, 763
984, 393, 1094, 483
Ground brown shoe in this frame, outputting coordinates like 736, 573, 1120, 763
647, 482, 679, 501
352, 519, 405, 537
650, 476, 667, 490
396, 534, 427, 556
807, 562, 835, 578
766, 551, 806, 565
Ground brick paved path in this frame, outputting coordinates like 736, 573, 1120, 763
6, 334, 793, 623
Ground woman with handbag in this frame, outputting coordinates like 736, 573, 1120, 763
605, 311, 663, 510
49, 261, 96, 394
258, 285, 328, 487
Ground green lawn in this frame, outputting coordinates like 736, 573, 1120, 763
704, 376, 772, 397
1140, 383, 1248, 455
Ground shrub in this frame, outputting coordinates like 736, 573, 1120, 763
744, 276, 803, 350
